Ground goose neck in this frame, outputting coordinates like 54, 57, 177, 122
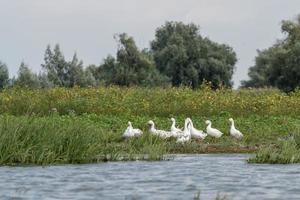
206, 123, 212, 130
184, 119, 189, 130
150, 124, 156, 132
231, 120, 235, 129
171, 121, 176, 129
189, 119, 194, 128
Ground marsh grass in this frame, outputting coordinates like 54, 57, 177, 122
0, 115, 169, 165
1, 87, 300, 165
0, 112, 299, 165
248, 133, 300, 164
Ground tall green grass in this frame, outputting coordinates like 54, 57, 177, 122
248, 133, 300, 164
0, 113, 299, 165
1, 87, 300, 165
0, 115, 168, 165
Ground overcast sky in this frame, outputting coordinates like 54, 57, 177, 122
1, 0, 300, 87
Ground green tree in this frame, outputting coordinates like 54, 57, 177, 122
15, 62, 40, 88
68, 53, 97, 87
100, 33, 170, 86
68, 53, 85, 87
151, 21, 237, 88
86, 64, 103, 86
38, 72, 53, 88
0, 61, 9, 89
42, 45, 97, 87
82, 68, 97, 87
42, 44, 68, 87
242, 16, 300, 91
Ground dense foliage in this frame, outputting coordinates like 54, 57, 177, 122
242, 16, 300, 92
0, 61, 9, 89
99, 33, 169, 86
42, 45, 96, 87
151, 22, 237, 88
15, 62, 40, 88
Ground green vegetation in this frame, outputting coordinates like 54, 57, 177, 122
1, 86, 300, 116
248, 134, 300, 164
0, 114, 168, 165
0, 87, 300, 165
15, 62, 40, 88
41, 45, 96, 88
1, 4, 300, 168
99, 33, 169, 87
3, 113, 299, 165
242, 15, 300, 91
151, 21, 236, 88
0, 61, 9, 89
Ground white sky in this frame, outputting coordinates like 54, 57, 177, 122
1, 0, 300, 87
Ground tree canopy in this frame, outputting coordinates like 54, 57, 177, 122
241, 16, 300, 92
99, 33, 170, 87
41, 44, 96, 87
42, 44, 69, 87
15, 62, 40, 88
0, 61, 9, 89
151, 21, 237, 88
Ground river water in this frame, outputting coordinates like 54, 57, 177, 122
1, 154, 300, 200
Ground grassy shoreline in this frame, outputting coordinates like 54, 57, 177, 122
1, 87, 300, 165
0, 113, 299, 165
248, 139, 300, 164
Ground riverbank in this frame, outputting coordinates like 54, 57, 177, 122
0, 114, 299, 165
1, 87, 300, 165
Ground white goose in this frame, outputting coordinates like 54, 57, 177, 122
170, 118, 182, 132
176, 118, 192, 143
170, 118, 183, 138
229, 118, 243, 140
123, 121, 143, 138
148, 120, 172, 138
205, 120, 223, 138
187, 118, 207, 140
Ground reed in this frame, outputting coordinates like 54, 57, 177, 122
0, 113, 299, 165
0, 114, 167, 165
248, 133, 300, 164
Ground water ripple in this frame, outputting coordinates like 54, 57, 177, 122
1, 154, 300, 199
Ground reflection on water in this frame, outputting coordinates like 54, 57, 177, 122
1, 154, 300, 200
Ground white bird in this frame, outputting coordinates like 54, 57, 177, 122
205, 120, 223, 138
123, 121, 143, 138
229, 118, 243, 140
148, 120, 172, 138
170, 118, 184, 138
176, 118, 192, 143
187, 118, 207, 140
170, 118, 182, 132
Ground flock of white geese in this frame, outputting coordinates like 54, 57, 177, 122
123, 118, 243, 143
